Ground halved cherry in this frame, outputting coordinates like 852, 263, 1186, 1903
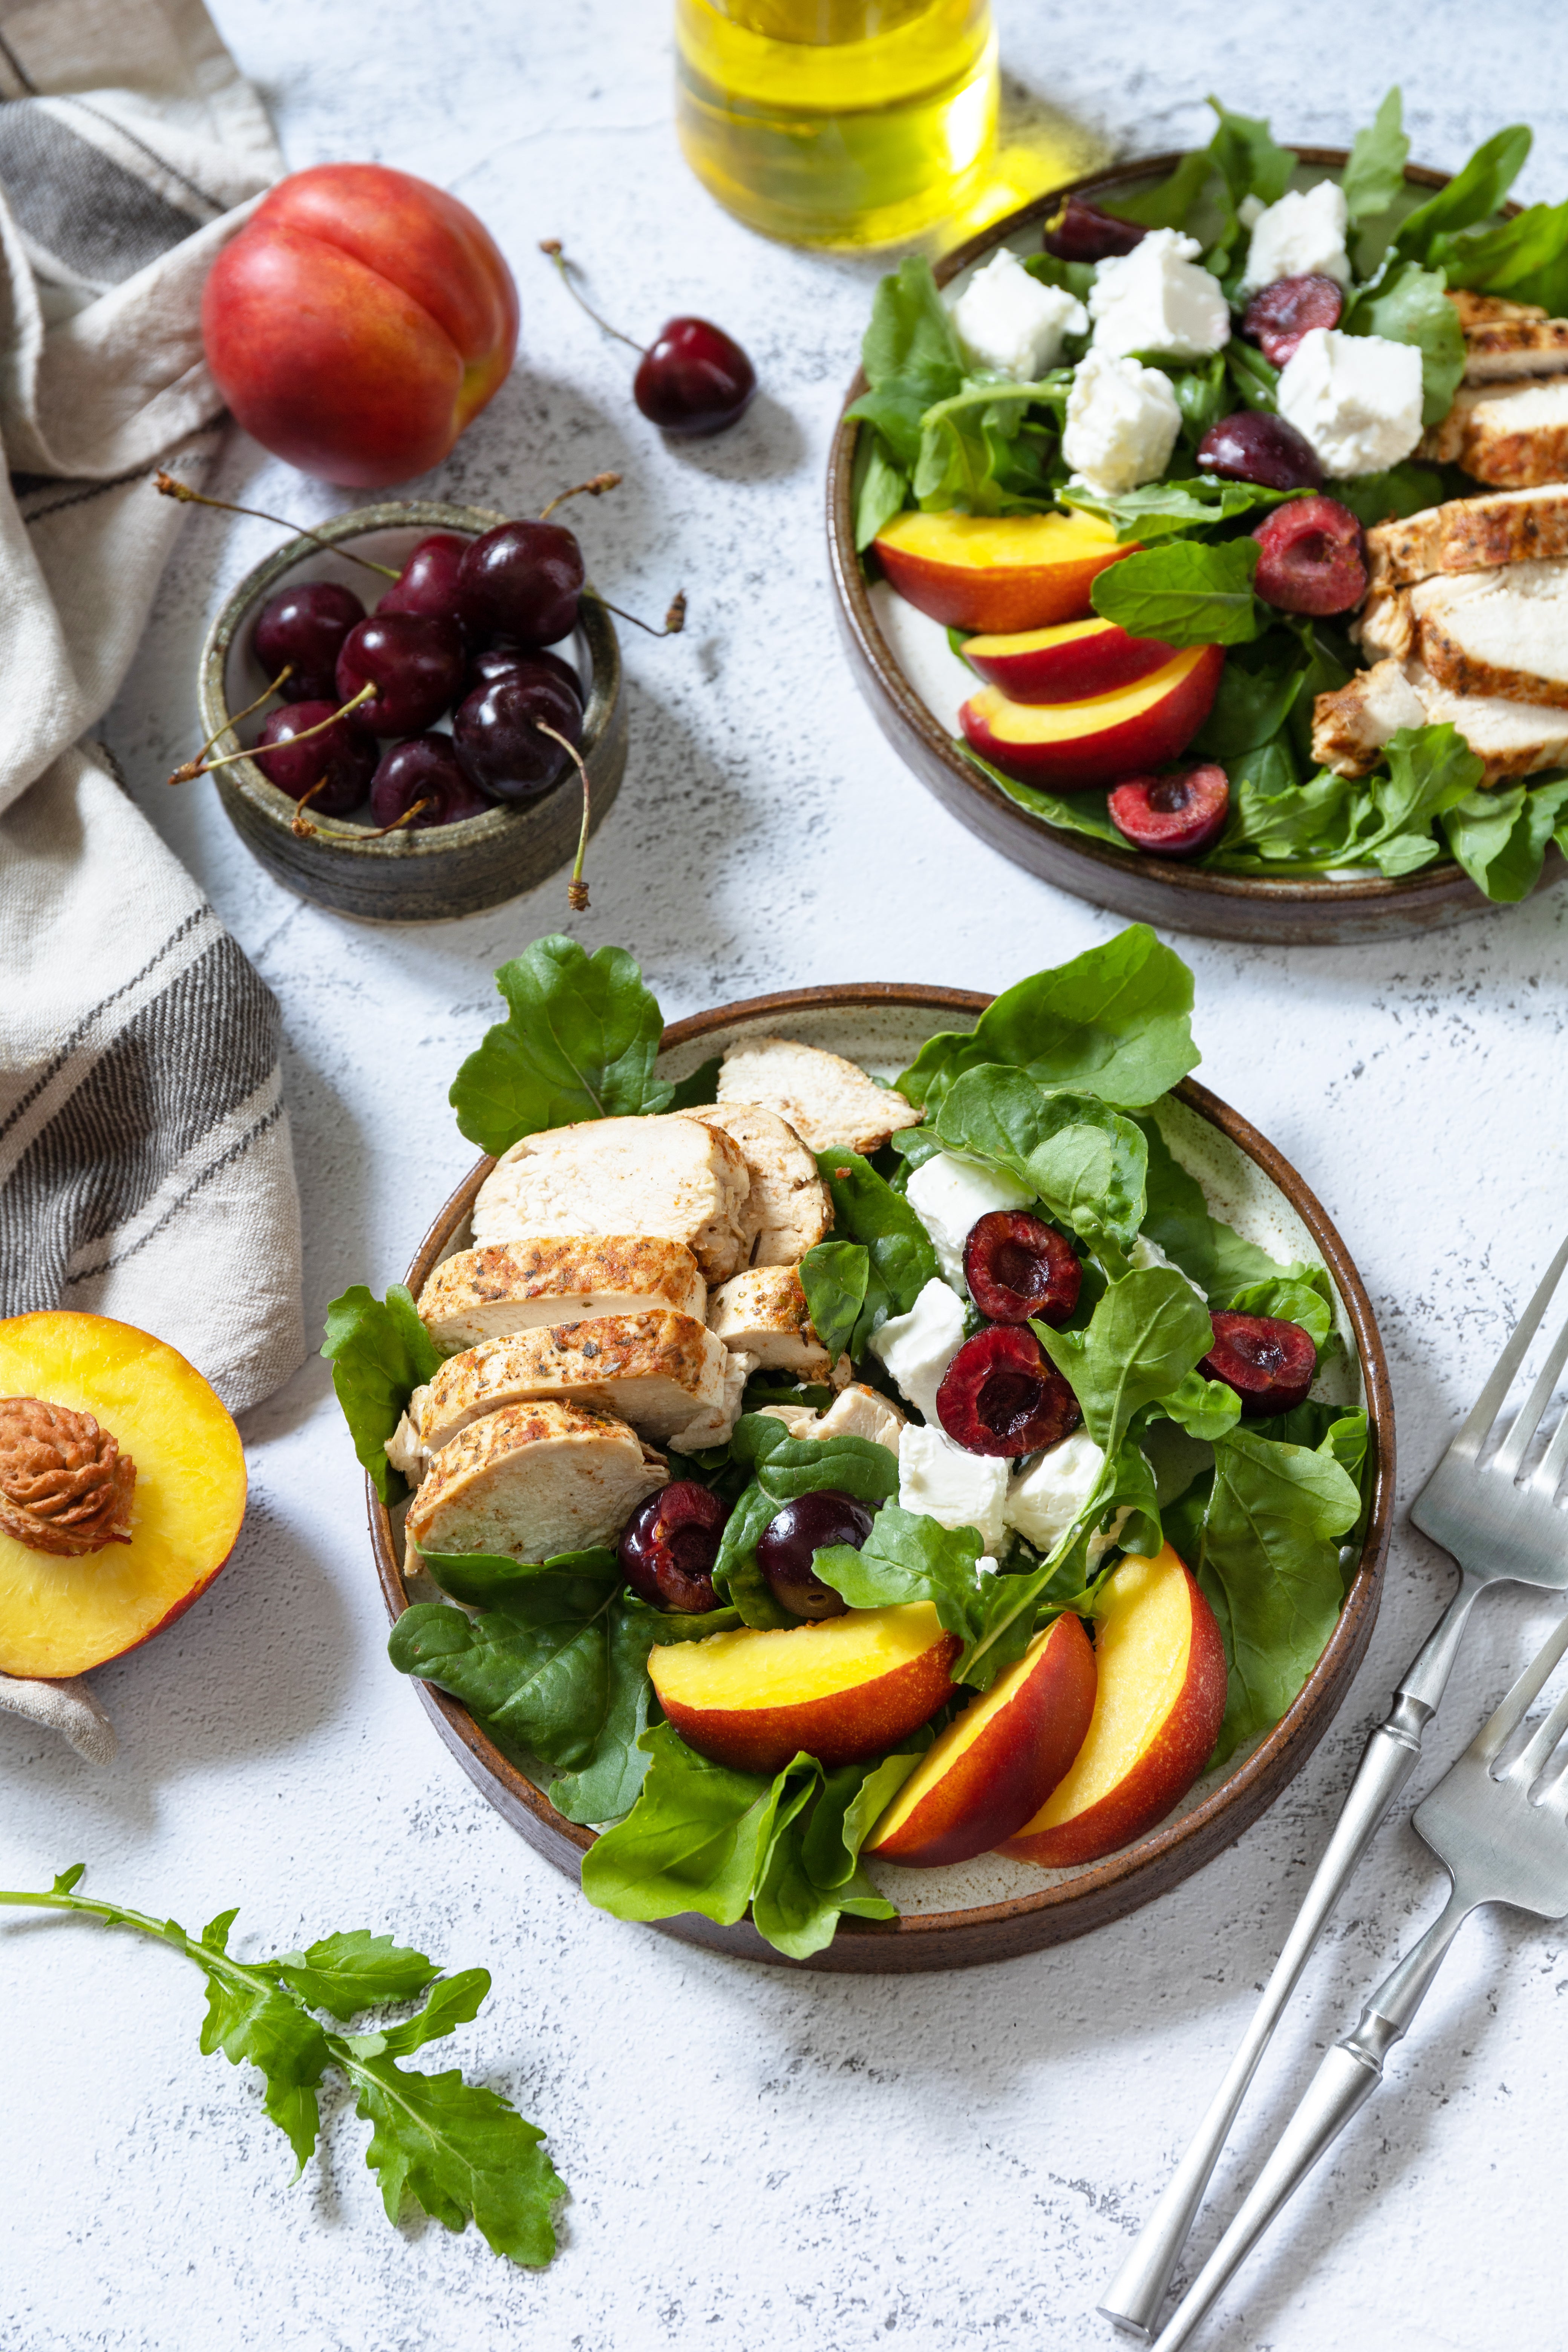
1200, 1312, 1315, 1416
1043, 196, 1146, 262
618, 1479, 729, 1611
964, 1212, 1081, 1326
1252, 495, 1366, 616
1242, 273, 1343, 368
1109, 762, 1230, 858
936, 1326, 1082, 1458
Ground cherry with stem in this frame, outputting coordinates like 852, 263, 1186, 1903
169, 681, 376, 786
539, 239, 757, 436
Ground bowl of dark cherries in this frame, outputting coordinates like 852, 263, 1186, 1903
196, 498, 626, 921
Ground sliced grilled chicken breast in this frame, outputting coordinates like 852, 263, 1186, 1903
1449, 290, 1568, 384
1366, 485, 1568, 589
472, 1116, 751, 1284
1420, 377, 1568, 487
405, 1399, 666, 1564
416, 1237, 706, 1349
409, 1312, 744, 1454
675, 1101, 832, 1265
707, 1264, 834, 1377
715, 1036, 922, 1156
1312, 660, 1429, 776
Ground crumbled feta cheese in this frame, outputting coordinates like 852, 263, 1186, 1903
1238, 194, 1266, 230
869, 1276, 967, 1423
1088, 227, 1230, 362
1062, 349, 1183, 495
947, 245, 1088, 381
905, 1151, 1032, 1290
1128, 1233, 1206, 1299
898, 1423, 1009, 1552
1238, 180, 1351, 298
1276, 328, 1424, 478
1005, 1427, 1136, 1566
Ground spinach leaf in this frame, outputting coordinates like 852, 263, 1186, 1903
580, 1724, 800, 1926
1217, 766, 1356, 864
1341, 87, 1409, 225
801, 1146, 938, 1361
932, 1067, 1147, 1251
1442, 778, 1568, 904
417, 1546, 621, 1618
1135, 1115, 1316, 1302
1343, 260, 1465, 425
322, 1283, 443, 1505
1156, 1369, 1242, 1442
896, 925, 1199, 1118
1061, 475, 1297, 545
798, 1238, 869, 1363
1102, 149, 1215, 232
858, 253, 966, 406
852, 430, 909, 551
959, 1438, 1160, 1687
449, 937, 671, 1156
1225, 1274, 1333, 1351
801, 1750, 926, 1891
389, 1599, 623, 1777
1206, 98, 1295, 215
1394, 123, 1532, 266
1430, 199, 1568, 315
751, 1773, 897, 1958
955, 744, 1128, 847
1331, 462, 1447, 526
1091, 538, 1262, 648
666, 1055, 721, 1110
1192, 637, 1307, 759
1036, 1268, 1213, 1456
712, 1414, 900, 1627
813, 1502, 991, 1639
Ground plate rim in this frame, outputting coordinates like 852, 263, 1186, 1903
368, 980, 1395, 1972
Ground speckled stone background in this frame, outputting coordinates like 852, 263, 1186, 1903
6, 6, 1568, 2346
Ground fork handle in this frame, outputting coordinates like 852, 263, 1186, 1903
1148, 1890, 1478, 2352
1098, 1570, 1484, 2339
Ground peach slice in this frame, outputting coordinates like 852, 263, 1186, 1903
0, 1312, 247, 1680
961, 643, 1224, 792
962, 615, 1177, 705
873, 509, 1135, 634
1001, 1543, 1227, 1867
865, 1611, 1096, 1867
647, 1603, 959, 1776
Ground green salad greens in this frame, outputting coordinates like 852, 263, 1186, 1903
851, 91, 1568, 904
328, 930, 1371, 1959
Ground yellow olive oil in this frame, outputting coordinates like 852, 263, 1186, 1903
675, 0, 998, 249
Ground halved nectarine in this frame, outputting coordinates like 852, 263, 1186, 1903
962, 614, 1176, 705
874, 509, 1134, 634
1001, 1543, 1226, 1867
865, 1610, 1096, 1867
0, 1312, 247, 1680
647, 1603, 959, 1776
961, 643, 1224, 792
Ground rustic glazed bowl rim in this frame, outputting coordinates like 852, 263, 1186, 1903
826, 145, 1520, 919
368, 981, 1395, 1961
196, 499, 621, 865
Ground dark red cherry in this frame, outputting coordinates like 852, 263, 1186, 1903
451, 665, 582, 802
253, 581, 365, 702
1252, 495, 1367, 616
252, 700, 377, 815
963, 1212, 1082, 1326
377, 533, 470, 632
334, 612, 466, 735
1043, 196, 1146, 262
754, 1489, 870, 1619
1196, 408, 1323, 492
1242, 273, 1343, 368
1109, 762, 1230, 858
1200, 1312, 1316, 1416
368, 734, 493, 830
618, 1480, 730, 1612
469, 644, 581, 698
458, 520, 584, 647
936, 1326, 1081, 1458
634, 317, 757, 436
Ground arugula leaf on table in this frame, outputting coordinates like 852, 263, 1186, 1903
1341, 87, 1410, 227
799, 1148, 938, 1363
931, 1066, 1148, 1252
1442, 777, 1568, 904
896, 925, 1199, 1119
1060, 475, 1299, 545
1393, 122, 1532, 266
449, 936, 672, 1156
0, 1867, 565, 2268
1090, 538, 1262, 648
1430, 198, 1568, 315
321, 1283, 444, 1505
1035, 1268, 1213, 1456
1343, 259, 1465, 424
711, 1414, 900, 1628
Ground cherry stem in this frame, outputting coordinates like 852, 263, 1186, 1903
179, 665, 292, 772
153, 471, 400, 579
168, 681, 376, 787
289, 777, 329, 838
358, 795, 436, 839
536, 721, 592, 911
584, 586, 686, 639
539, 471, 622, 521
539, 240, 643, 354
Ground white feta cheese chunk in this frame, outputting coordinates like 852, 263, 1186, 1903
898, 1423, 1010, 1552
1129, 1233, 1206, 1300
905, 1151, 1032, 1290
1238, 193, 1266, 230
1276, 328, 1424, 479
1238, 179, 1351, 298
1088, 227, 1230, 362
1005, 1427, 1136, 1566
947, 245, 1088, 382
868, 1276, 967, 1422
1062, 349, 1183, 495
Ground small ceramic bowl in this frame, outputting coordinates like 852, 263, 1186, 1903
197, 501, 626, 923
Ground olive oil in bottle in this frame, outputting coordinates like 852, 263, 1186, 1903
675, 0, 998, 249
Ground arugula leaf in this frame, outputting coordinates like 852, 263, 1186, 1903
959, 1437, 1161, 1686
1061, 475, 1298, 545
1442, 777, 1568, 903
913, 375, 1072, 516
1343, 259, 1465, 424
1037, 1268, 1213, 1456
1331, 462, 1447, 526
1206, 98, 1295, 214
580, 1722, 800, 1925
1091, 538, 1262, 648
1102, 148, 1215, 232
1350, 724, 1484, 861
1224, 1274, 1332, 1352
853, 427, 909, 551
1224, 338, 1280, 413
1341, 87, 1410, 224
801, 1750, 925, 1890
813, 1502, 991, 1638
932, 1066, 1147, 1251
711, 1415, 900, 1628
1157, 1369, 1242, 1442
0, 1869, 566, 2267
449, 936, 672, 1156
1430, 199, 1568, 315
896, 925, 1199, 1118
750, 1765, 899, 1959
858, 252, 966, 404
801, 1148, 937, 1361
1217, 766, 1356, 865
1192, 638, 1308, 759
1394, 123, 1532, 266
321, 1284, 444, 1506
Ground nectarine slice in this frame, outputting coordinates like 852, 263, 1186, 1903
0, 1313, 247, 1680
961, 643, 1224, 792
874, 509, 1133, 634
1001, 1544, 1226, 1868
647, 1603, 959, 1776
866, 1611, 1096, 1867
962, 615, 1176, 705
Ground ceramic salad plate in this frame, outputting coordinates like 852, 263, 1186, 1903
829, 97, 1568, 944
336, 930, 1394, 1973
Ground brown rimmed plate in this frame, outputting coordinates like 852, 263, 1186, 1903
827, 150, 1564, 946
369, 984, 1393, 1970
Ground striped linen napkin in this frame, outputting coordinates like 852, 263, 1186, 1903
0, 0, 304, 1759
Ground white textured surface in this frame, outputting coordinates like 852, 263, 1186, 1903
6, 6, 1568, 2347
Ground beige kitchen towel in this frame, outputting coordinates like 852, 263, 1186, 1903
0, 1, 301, 1756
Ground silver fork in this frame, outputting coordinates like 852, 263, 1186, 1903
1148, 1602, 1568, 2349
1101, 1232, 1568, 2339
